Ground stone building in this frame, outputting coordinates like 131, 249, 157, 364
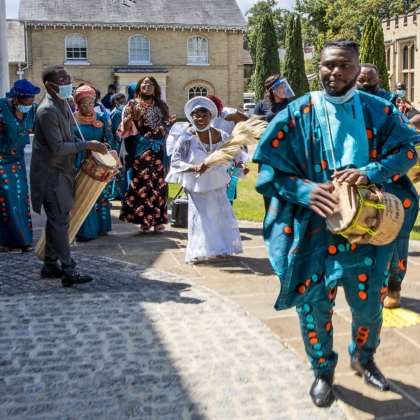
16, 0, 247, 116
382, 9, 419, 103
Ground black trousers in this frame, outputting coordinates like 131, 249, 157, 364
42, 184, 77, 276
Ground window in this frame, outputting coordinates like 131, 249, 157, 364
395, 16, 399, 28
65, 34, 88, 61
188, 86, 209, 100
129, 35, 151, 64
411, 73, 415, 102
386, 19, 390, 29
187, 36, 208, 64
403, 45, 409, 70
411, 45, 415, 69
404, 16, 408, 26
386, 48, 391, 71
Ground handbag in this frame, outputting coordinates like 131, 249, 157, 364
119, 135, 137, 171
171, 186, 189, 228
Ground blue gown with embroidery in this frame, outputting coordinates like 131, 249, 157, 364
253, 91, 419, 310
109, 108, 124, 200
0, 98, 36, 249
74, 112, 112, 240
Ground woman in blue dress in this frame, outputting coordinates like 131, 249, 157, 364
0, 79, 40, 253
72, 85, 112, 240
109, 93, 126, 201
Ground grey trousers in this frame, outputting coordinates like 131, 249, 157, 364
42, 184, 77, 276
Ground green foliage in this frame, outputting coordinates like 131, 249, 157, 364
253, 14, 281, 102
282, 14, 310, 98
360, 17, 390, 91
244, 0, 291, 63
310, 76, 321, 91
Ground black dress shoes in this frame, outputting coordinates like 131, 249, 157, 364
62, 272, 93, 287
41, 266, 63, 278
310, 370, 334, 407
350, 360, 390, 391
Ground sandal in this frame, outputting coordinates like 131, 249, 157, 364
7, 247, 22, 254
141, 225, 151, 234
22, 245, 33, 252
154, 224, 165, 234
98, 232, 108, 236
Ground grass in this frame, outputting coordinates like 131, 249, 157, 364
168, 161, 265, 222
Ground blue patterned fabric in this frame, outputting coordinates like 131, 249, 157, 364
253, 91, 419, 311
108, 108, 124, 200
73, 112, 112, 240
0, 98, 36, 248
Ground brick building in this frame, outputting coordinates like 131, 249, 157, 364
382, 9, 420, 104
14, 0, 247, 116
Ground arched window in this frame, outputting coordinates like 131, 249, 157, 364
65, 34, 88, 61
129, 35, 151, 64
187, 36, 208, 64
403, 45, 409, 70
386, 48, 391, 71
188, 86, 209, 100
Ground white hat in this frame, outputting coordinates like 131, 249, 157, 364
184, 96, 218, 123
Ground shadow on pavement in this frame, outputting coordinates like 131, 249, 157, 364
334, 381, 420, 418
401, 297, 420, 315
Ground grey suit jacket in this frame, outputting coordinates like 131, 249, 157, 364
30, 94, 89, 214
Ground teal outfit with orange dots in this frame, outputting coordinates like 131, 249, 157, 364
0, 98, 36, 249
73, 112, 112, 240
253, 90, 419, 377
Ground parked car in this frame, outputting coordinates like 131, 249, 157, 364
244, 103, 255, 116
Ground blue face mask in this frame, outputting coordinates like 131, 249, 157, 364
17, 104, 33, 113
118, 105, 125, 111
50, 82, 73, 100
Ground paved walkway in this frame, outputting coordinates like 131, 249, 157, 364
0, 146, 419, 419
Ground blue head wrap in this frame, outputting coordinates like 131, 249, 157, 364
127, 82, 138, 102
8, 79, 41, 98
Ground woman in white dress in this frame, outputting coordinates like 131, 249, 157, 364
166, 97, 243, 264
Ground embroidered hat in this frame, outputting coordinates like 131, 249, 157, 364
73, 85, 96, 103
184, 96, 218, 123
8, 79, 41, 98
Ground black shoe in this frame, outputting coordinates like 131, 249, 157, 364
41, 266, 63, 279
310, 371, 334, 407
350, 360, 390, 391
62, 272, 93, 287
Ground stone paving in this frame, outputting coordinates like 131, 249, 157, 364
0, 253, 347, 420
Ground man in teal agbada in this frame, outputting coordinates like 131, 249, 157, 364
253, 39, 419, 408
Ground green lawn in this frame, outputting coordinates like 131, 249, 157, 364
168, 161, 265, 222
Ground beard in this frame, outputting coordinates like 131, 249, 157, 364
322, 73, 358, 97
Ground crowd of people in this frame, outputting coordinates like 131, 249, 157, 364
1, 37, 420, 407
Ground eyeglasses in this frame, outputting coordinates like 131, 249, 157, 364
56, 76, 75, 85
79, 103, 95, 108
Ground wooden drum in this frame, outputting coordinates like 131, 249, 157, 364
326, 181, 404, 246
35, 150, 118, 261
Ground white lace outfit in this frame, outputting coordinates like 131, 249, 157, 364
166, 129, 243, 262
212, 107, 236, 135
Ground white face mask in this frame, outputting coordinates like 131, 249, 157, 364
396, 89, 406, 98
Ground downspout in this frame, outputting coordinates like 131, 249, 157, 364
20, 22, 30, 75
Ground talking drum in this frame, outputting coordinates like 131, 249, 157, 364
35, 150, 118, 261
326, 181, 404, 246
407, 144, 420, 183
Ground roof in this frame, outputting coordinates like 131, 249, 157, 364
243, 50, 253, 65
19, 0, 247, 30
7, 20, 26, 63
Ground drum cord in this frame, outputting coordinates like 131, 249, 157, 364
322, 95, 338, 174
64, 98, 87, 142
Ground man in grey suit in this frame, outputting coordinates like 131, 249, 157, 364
31, 65, 107, 287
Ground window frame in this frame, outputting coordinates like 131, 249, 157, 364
186, 36, 210, 66
64, 33, 89, 65
128, 34, 152, 65
188, 86, 209, 100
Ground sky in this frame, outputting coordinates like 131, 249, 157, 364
5, 0, 295, 19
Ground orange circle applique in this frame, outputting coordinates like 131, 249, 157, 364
321, 160, 328, 170
407, 150, 415, 160
392, 174, 400, 181
384, 106, 390, 114
298, 285, 307, 294
325, 321, 332, 331
289, 119, 295, 128
357, 274, 368, 282
309, 337, 319, 345
305, 278, 311, 287
328, 245, 337, 255
277, 130, 285, 139
271, 139, 280, 148
391, 148, 400, 155
358, 291, 368, 300
370, 149, 377, 159
403, 199, 411, 209
283, 226, 293, 235
398, 259, 407, 270
303, 107, 310, 114
318, 357, 326, 363
350, 244, 357, 251
308, 331, 317, 338
366, 129, 373, 139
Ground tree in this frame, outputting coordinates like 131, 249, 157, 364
360, 17, 390, 91
282, 14, 310, 98
244, 0, 291, 64
253, 14, 281, 101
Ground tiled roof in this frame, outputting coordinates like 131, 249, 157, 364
19, 0, 247, 30
243, 50, 253, 65
7, 20, 25, 63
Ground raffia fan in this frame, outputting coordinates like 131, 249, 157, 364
204, 115, 268, 167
